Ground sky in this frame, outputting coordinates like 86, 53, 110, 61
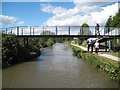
0, 0, 120, 28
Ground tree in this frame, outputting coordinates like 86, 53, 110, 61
81, 23, 92, 35
105, 16, 112, 27
81, 23, 89, 27
40, 30, 55, 35
105, 9, 120, 51
105, 9, 120, 27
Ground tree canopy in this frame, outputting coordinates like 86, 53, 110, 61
105, 9, 120, 27
81, 23, 89, 27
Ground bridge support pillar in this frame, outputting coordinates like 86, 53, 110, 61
108, 40, 112, 51
105, 41, 107, 52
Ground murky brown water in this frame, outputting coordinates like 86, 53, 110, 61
2, 43, 118, 88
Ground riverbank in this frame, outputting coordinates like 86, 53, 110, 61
2, 34, 56, 68
2, 49, 41, 68
70, 43, 120, 81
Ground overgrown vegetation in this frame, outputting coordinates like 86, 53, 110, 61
105, 9, 120, 52
2, 34, 56, 68
106, 9, 120, 27
71, 46, 120, 81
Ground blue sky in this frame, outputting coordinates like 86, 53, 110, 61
1, 2, 75, 27
1, 1, 119, 28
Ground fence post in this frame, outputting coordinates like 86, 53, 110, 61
21, 28, 23, 35
30, 27, 31, 35
81, 27, 83, 35
79, 26, 81, 35
33, 28, 34, 35
6, 28, 7, 34
11, 29, 12, 34
42, 26, 44, 35
56, 26, 57, 35
17, 27, 19, 35
68, 26, 70, 35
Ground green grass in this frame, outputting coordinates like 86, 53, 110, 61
108, 51, 120, 58
94, 55, 119, 68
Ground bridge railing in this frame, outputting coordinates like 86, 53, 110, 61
1, 26, 120, 36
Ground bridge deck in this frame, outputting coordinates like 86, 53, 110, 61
1, 26, 120, 38
16, 35, 120, 38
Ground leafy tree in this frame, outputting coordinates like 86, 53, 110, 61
105, 9, 120, 51
106, 9, 120, 27
81, 23, 89, 27
105, 16, 112, 27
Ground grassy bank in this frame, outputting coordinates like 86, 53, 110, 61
71, 45, 120, 81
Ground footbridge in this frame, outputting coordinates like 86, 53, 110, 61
1, 26, 120, 38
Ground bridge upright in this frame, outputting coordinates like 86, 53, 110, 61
1, 26, 120, 38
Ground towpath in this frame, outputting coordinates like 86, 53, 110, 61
71, 43, 120, 62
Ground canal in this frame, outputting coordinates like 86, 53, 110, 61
2, 43, 118, 88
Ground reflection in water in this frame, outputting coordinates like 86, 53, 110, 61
2, 43, 118, 88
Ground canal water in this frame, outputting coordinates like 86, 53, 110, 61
2, 43, 118, 88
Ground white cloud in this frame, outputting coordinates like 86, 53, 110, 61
17, 21, 25, 24
0, 15, 25, 26
90, 2, 118, 25
40, 2, 118, 26
0, 15, 17, 26
40, 4, 67, 14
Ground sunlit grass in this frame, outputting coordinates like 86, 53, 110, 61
107, 52, 120, 58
